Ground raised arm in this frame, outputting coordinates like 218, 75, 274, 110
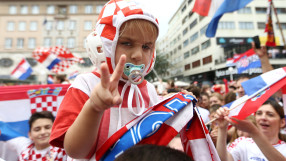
215, 107, 234, 161
252, 42, 273, 73
63, 55, 126, 159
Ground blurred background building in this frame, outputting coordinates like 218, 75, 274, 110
0, 0, 108, 84
157, 0, 286, 86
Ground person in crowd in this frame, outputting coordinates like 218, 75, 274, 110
53, 74, 70, 84
200, 92, 211, 110
201, 84, 211, 96
224, 91, 237, 105
49, 0, 193, 159
208, 104, 222, 145
7, 111, 66, 160
235, 76, 249, 99
215, 100, 286, 161
186, 85, 210, 123
114, 144, 193, 161
167, 80, 179, 93
209, 92, 224, 107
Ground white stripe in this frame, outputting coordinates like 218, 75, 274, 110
208, 0, 224, 17
228, 95, 248, 117
260, 68, 286, 86
41, 54, 58, 68
189, 138, 213, 160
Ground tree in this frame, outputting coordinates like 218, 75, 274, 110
145, 54, 169, 82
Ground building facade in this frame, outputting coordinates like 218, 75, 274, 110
157, 0, 286, 85
0, 0, 108, 84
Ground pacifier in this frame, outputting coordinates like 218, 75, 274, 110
123, 63, 145, 85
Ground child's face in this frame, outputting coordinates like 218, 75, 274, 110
115, 22, 156, 80
29, 118, 53, 150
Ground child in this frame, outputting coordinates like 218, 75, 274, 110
7, 111, 66, 160
50, 0, 160, 159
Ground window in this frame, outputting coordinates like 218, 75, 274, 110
237, 7, 251, 14
44, 38, 52, 47
32, 5, 39, 14
9, 5, 17, 14
218, 21, 235, 29
255, 7, 267, 14
69, 5, 77, 14
21, 5, 28, 14
190, 32, 198, 42
181, 5, 186, 13
17, 38, 24, 49
185, 64, 191, 71
200, 25, 207, 36
201, 39, 211, 50
192, 60, 200, 68
84, 21, 93, 30
47, 5, 55, 14
5, 38, 13, 49
7, 22, 15, 31
67, 37, 75, 48
96, 5, 104, 14
189, 19, 197, 30
69, 20, 76, 30
184, 51, 190, 59
182, 27, 188, 36
203, 55, 212, 65
30, 21, 37, 31
28, 38, 36, 49
191, 46, 199, 55
56, 21, 64, 30
177, 35, 181, 41
239, 22, 254, 29
85, 5, 93, 14
183, 39, 189, 47
56, 38, 64, 46
45, 21, 53, 31
188, 0, 192, 4
276, 8, 286, 14
276, 23, 286, 29
257, 22, 265, 29
182, 15, 188, 24
18, 22, 26, 31
58, 5, 67, 15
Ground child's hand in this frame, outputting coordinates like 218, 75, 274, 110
214, 107, 229, 129
89, 55, 126, 112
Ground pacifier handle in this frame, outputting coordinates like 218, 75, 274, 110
128, 71, 144, 85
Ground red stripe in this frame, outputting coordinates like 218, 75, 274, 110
106, 57, 114, 74
11, 58, 25, 74
192, 0, 211, 16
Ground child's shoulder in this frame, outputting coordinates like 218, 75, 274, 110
70, 72, 101, 95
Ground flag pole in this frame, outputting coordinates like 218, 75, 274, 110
271, 1, 286, 49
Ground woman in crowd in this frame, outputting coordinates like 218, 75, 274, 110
215, 100, 286, 161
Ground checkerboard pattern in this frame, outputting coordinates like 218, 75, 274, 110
19, 144, 66, 161
30, 95, 58, 116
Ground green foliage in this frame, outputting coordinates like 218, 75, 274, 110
145, 54, 169, 82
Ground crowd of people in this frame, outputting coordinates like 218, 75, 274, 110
1, 0, 286, 160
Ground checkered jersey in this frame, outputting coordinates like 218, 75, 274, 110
30, 95, 58, 116
90, 0, 159, 75
19, 144, 67, 161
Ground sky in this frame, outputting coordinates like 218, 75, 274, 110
138, 0, 184, 39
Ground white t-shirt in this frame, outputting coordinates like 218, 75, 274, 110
228, 137, 286, 161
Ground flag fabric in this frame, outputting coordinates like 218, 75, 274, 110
192, 0, 225, 17
68, 71, 79, 80
233, 49, 261, 74
203, 0, 253, 37
11, 58, 33, 80
0, 84, 70, 160
225, 67, 286, 120
33, 46, 83, 73
282, 85, 286, 120
94, 93, 220, 161
47, 75, 54, 84
265, 0, 276, 47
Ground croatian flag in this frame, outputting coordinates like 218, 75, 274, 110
193, 0, 253, 37
94, 93, 220, 161
282, 86, 286, 120
11, 58, 33, 80
225, 67, 286, 120
47, 75, 54, 84
0, 84, 69, 160
233, 49, 261, 74
68, 71, 79, 80
32, 47, 61, 70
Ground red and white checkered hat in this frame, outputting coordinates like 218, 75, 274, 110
87, 0, 159, 76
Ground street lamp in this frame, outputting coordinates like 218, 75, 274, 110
228, 67, 234, 81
